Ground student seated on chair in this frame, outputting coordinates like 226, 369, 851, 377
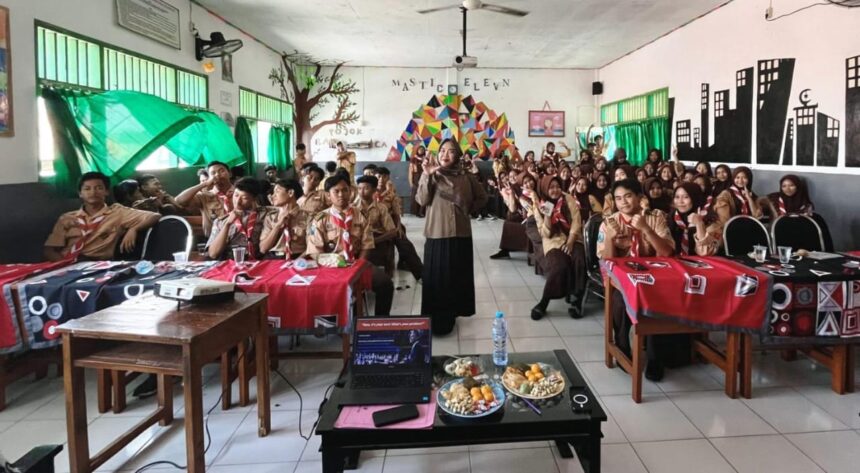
175, 161, 235, 236
596, 178, 674, 382
306, 174, 394, 316
44, 172, 160, 262
297, 165, 330, 215
138, 174, 182, 215
205, 178, 271, 260
354, 175, 398, 277
259, 179, 309, 259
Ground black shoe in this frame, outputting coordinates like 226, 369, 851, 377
568, 305, 583, 319
531, 305, 546, 320
645, 362, 665, 382
489, 250, 511, 260
133, 374, 158, 399
397, 260, 408, 270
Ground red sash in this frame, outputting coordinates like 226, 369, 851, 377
233, 211, 258, 260
68, 213, 107, 259
330, 208, 355, 261
778, 196, 787, 216
619, 214, 641, 257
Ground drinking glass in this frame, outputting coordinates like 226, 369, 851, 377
172, 251, 188, 263
778, 246, 792, 264
232, 246, 247, 264
753, 245, 768, 263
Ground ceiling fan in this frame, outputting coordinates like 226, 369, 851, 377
417, 0, 529, 17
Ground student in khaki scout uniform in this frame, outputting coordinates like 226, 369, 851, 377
354, 175, 398, 277
175, 161, 236, 236
597, 178, 675, 382
259, 179, 309, 259
306, 174, 394, 316
530, 175, 587, 321
206, 178, 272, 260
113, 179, 160, 212
335, 141, 356, 180
373, 166, 424, 281
298, 165, 330, 215
138, 174, 182, 215
44, 172, 161, 262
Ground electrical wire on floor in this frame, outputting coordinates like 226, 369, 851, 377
133, 348, 248, 473
273, 367, 341, 441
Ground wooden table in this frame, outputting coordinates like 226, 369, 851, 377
57, 293, 271, 473
604, 277, 743, 403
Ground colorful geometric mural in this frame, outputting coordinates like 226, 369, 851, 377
386, 94, 516, 161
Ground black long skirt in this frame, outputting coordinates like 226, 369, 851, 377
422, 237, 475, 335
542, 245, 586, 300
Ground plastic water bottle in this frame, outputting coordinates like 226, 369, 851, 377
492, 311, 508, 366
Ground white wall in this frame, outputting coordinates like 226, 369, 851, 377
0, 0, 283, 185
308, 66, 597, 162
597, 0, 860, 174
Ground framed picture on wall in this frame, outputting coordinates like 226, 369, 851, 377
0, 5, 13, 137
528, 110, 564, 137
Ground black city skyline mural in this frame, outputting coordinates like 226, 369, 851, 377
673, 54, 859, 168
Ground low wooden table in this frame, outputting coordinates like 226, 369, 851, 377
604, 277, 743, 403
57, 293, 271, 473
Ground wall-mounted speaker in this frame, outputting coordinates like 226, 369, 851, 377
592, 81, 603, 95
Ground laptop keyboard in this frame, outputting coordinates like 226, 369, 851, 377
351, 373, 426, 390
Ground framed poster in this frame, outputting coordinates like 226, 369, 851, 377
222, 54, 233, 83
0, 5, 12, 137
528, 110, 565, 137
116, 0, 181, 49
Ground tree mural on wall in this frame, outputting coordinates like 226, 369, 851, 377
269, 52, 360, 157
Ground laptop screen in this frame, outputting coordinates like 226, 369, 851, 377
352, 317, 432, 368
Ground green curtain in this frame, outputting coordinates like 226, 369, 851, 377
60, 90, 204, 179
234, 117, 256, 177
610, 117, 668, 166
41, 88, 89, 196
193, 111, 245, 167
267, 126, 292, 171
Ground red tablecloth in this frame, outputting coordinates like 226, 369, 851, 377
1, 261, 71, 353
603, 256, 773, 333
201, 259, 373, 331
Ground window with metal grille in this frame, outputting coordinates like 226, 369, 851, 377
35, 21, 209, 175
238, 87, 295, 163
600, 88, 668, 126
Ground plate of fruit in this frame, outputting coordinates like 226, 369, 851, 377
501, 363, 565, 400
443, 357, 481, 377
437, 376, 505, 418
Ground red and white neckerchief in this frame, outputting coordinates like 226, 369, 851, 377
730, 186, 749, 215
673, 212, 690, 256
282, 227, 292, 261
549, 198, 571, 233
619, 214, 641, 257
777, 196, 787, 216
703, 195, 714, 212
68, 211, 107, 259
232, 211, 258, 260
329, 207, 355, 261
217, 188, 234, 213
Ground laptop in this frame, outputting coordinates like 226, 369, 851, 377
339, 316, 433, 406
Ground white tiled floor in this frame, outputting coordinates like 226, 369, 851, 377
2, 216, 860, 472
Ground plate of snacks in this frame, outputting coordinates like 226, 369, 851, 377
502, 363, 565, 400
443, 357, 481, 377
437, 376, 505, 418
